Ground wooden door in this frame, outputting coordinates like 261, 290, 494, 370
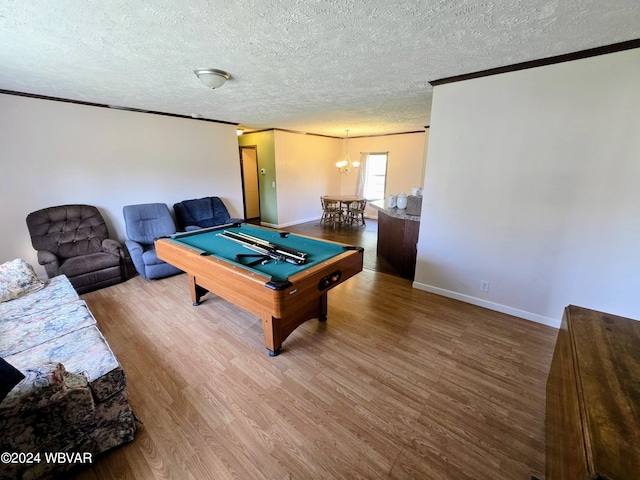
240, 146, 260, 220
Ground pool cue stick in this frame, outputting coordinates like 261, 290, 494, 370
218, 230, 307, 265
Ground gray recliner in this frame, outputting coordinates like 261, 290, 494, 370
122, 203, 182, 279
26, 204, 126, 294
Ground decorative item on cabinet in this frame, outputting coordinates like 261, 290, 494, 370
396, 193, 408, 209
405, 195, 423, 216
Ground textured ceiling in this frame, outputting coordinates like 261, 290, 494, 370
0, 1, 639, 137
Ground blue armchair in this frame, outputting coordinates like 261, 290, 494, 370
122, 203, 182, 279
173, 196, 243, 231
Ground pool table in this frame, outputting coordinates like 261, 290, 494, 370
155, 223, 364, 356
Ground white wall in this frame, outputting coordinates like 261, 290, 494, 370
273, 130, 342, 227
414, 48, 640, 326
0, 93, 243, 276
339, 132, 429, 217
270, 131, 428, 226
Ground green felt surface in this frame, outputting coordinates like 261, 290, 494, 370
169, 224, 346, 282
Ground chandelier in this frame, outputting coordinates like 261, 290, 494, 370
336, 130, 360, 174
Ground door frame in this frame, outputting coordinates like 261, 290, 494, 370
239, 145, 261, 220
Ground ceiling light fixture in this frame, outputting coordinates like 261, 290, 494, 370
336, 130, 359, 174
194, 68, 231, 89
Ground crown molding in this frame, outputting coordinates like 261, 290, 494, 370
430, 38, 640, 87
0, 89, 238, 125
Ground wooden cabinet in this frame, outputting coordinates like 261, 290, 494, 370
376, 209, 420, 280
545, 305, 640, 479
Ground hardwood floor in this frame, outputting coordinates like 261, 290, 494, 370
72, 220, 557, 479
285, 218, 399, 277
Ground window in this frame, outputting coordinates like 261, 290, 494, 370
361, 153, 388, 201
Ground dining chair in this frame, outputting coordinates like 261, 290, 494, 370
320, 197, 342, 229
347, 200, 367, 227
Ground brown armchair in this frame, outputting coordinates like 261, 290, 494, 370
26, 205, 126, 294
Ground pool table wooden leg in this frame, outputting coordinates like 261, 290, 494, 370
319, 292, 328, 321
189, 275, 209, 306
261, 292, 331, 355
261, 313, 283, 356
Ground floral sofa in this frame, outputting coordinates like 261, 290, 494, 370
0, 259, 136, 480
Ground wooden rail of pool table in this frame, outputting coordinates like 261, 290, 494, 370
155, 235, 363, 355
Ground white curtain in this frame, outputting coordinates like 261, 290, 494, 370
355, 153, 369, 197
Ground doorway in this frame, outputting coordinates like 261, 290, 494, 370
239, 146, 261, 221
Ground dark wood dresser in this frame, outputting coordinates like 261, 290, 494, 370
545, 305, 640, 479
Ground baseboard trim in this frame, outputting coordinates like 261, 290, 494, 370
412, 281, 561, 328
261, 216, 322, 229
259, 221, 278, 228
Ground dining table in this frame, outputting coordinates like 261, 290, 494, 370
322, 194, 365, 204
321, 195, 367, 227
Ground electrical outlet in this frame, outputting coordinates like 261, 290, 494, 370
480, 280, 490, 292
